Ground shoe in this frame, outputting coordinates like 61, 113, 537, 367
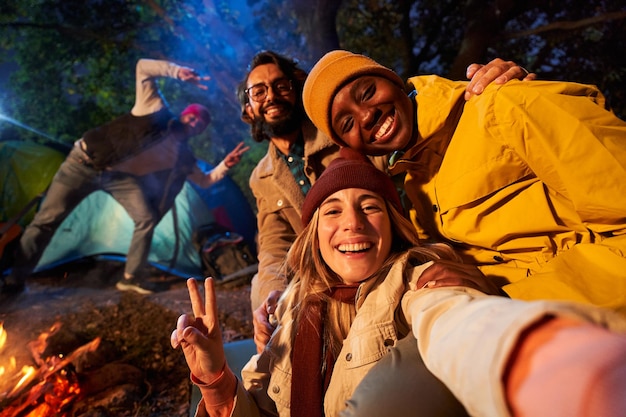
115, 276, 167, 295
1, 274, 25, 294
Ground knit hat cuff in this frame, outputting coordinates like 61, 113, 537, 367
301, 148, 401, 226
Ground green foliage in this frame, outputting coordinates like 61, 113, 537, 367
337, 0, 407, 68
1, 0, 624, 211
334, 0, 626, 118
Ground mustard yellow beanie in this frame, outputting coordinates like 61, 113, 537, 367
303, 50, 405, 146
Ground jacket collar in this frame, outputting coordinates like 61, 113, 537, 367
255, 118, 336, 179
389, 75, 466, 178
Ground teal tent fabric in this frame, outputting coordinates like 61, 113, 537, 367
1, 140, 257, 278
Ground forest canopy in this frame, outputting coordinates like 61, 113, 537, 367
1, 0, 625, 205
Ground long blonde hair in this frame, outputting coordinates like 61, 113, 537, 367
281, 199, 460, 357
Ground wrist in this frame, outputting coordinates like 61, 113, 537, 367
191, 364, 238, 407
191, 362, 226, 386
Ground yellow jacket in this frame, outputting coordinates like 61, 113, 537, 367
391, 76, 626, 314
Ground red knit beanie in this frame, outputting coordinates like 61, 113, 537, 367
181, 103, 211, 125
301, 147, 402, 226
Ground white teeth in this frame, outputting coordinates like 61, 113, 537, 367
265, 107, 281, 116
374, 115, 393, 141
338, 242, 371, 253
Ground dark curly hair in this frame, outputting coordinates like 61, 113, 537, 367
237, 51, 308, 143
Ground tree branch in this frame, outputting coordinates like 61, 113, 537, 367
506, 10, 626, 38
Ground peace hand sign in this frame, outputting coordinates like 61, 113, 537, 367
171, 278, 227, 384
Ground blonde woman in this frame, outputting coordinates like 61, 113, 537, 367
172, 149, 626, 417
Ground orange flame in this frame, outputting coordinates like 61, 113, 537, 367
0, 322, 89, 417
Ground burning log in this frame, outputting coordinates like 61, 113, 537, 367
0, 321, 100, 417
0, 290, 202, 416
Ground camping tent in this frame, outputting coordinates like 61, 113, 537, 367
0, 140, 257, 278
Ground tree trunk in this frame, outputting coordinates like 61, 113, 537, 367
292, 0, 343, 62
447, 0, 523, 79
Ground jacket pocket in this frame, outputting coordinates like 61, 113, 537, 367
267, 364, 292, 409
339, 320, 398, 369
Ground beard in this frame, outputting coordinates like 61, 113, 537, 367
250, 100, 305, 143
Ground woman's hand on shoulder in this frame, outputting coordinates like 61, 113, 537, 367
465, 58, 537, 100
414, 259, 503, 296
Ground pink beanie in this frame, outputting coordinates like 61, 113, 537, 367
301, 147, 402, 226
181, 103, 211, 125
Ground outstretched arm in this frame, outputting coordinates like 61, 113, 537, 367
464, 58, 536, 100
187, 141, 250, 188
171, 278, 236, 417
413, 259, 504, 296
132, 58, 210, 116
177, 66, 211, 90
401, 274, 626, 417
223, 141, 251, 168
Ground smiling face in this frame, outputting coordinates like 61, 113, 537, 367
180, 112, 208, 136
330, 75, 414, 156
244, 63, 302, 137
317, 188, 392, 285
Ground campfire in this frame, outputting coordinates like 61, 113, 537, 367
0, 279, 251, 416
0, 321, 101, 416
0, 290, 198, 417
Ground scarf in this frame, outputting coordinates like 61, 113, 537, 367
290, 284, 359, 417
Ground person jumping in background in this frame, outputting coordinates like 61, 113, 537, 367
2, 58, 249, 295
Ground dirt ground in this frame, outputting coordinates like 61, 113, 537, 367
0, 258, 254, 417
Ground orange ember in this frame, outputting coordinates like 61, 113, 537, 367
0, 322, 96, 417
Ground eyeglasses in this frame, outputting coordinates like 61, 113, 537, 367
244, 79, 293, 102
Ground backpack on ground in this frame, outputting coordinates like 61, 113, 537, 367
193, 223, 257, 287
